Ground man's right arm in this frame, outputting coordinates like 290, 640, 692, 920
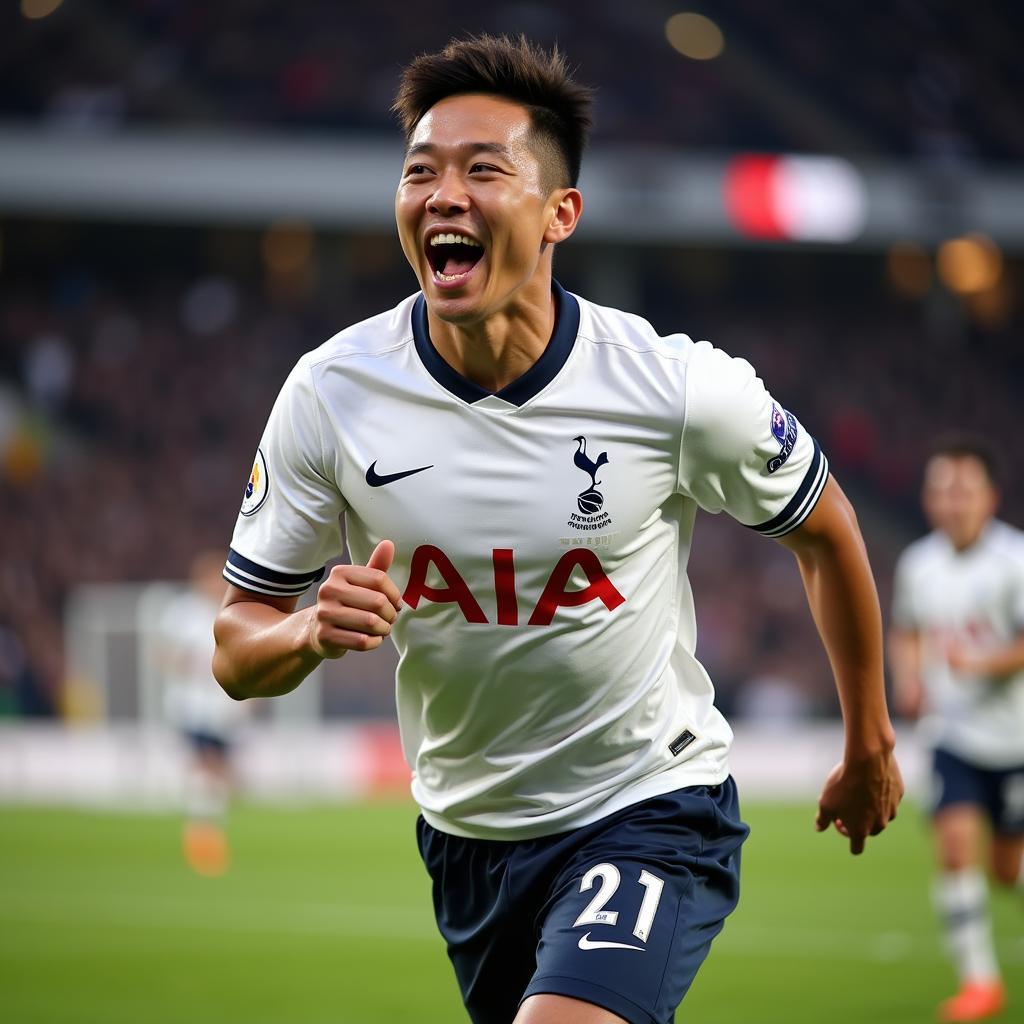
213, 540, 401, 700
888, 551, 924, 720
887, 628, 924, 719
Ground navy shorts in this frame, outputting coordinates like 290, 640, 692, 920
932, 747, 1024, 835
184, 730, 230, 756
417, 779, 748, 1024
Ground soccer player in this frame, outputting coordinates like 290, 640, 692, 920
213, 35, 903, 1024
890, 437, 1024, 1023
160, 550, 248, 876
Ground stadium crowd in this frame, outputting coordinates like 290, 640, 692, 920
4, 1, 1022, 163
1, 231, 1021, 721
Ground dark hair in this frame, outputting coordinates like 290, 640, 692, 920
927, 433, 1002, 486
393, 34, 593, 188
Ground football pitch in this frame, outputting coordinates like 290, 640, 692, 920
1, 800, 1020, 1024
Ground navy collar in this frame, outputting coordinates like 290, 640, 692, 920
411, 281, 580, 407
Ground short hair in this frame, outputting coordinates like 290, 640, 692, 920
393, 34, 593, 189
927, 433, 1002, 487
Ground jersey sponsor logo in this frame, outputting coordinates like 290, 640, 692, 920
365, 460, 434, 487
402, 545, 625, 625
569, 436, 613, 531
240, 448, 269, 516
767, 405, 798, 474
577, 932, 645, 952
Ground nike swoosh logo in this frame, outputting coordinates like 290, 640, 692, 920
365, 461, 434, 487
577, 932, 645, 952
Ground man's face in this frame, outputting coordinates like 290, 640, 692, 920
922, 454, 998, 549
395, 93, 567, 324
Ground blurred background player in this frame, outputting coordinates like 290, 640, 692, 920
890, 436, 1024, 1023
159, 550, 248, 876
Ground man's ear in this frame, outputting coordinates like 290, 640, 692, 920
544, 188, 583, 245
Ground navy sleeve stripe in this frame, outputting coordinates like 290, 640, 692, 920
223, 549, 326, 597
223, 565, 316, 597
226, 548, 324, 586
749, 440, 830, 538
222, 568, 309, 598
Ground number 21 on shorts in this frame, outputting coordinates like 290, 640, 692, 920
573, 863, 665, 943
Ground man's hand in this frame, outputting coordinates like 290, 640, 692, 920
815, 749, 904, 855
309, 540, 402, 657
948, 635, 1024, 680
947, 642, 985, 676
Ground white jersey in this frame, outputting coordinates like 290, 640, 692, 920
160, 590, 248, 740
892, 520, 1024, 768
226, 283, 829, 838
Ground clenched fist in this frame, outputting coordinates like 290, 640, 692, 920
309, 540, 402, 657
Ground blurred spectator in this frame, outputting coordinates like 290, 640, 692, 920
0, 622, 47, 716
23, 332, 74, 411
4, 3, 1023, 161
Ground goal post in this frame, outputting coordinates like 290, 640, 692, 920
62, 581, 322, 724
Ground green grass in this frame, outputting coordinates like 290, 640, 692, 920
1, 801, 1020, 1023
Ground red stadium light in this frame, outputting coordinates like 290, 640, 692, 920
723, 155, 787, 240
724, 154, 866, 243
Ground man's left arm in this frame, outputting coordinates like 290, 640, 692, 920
776, 475, 904, 855
947, 636, 1024, 678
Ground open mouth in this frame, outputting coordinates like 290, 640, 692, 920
425, 232, 485, 284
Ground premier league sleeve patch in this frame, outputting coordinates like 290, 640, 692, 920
240, 448, 269, 516
766, 404, 798, 474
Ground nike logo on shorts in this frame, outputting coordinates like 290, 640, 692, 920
365, 461, 433, 487
577, 932, 645, 952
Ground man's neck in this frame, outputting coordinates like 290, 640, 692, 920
948, 520, 991, 553
425, 277, 556, 393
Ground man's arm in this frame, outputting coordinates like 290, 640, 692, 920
213, 540, 402, 700
775, 476, 904, 854
888, 627, 925, 718
947, 634, 1024, 678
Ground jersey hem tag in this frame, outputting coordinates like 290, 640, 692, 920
669, 729, 697, 756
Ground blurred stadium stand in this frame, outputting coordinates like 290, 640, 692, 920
1, 3, 1021, 769
4, 1, 1022, 162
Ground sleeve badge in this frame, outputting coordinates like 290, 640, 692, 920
767, 404, 798, 474
240, 448, 269, 516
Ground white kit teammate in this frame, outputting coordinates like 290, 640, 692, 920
890, 437, 1024, 1023
160, 550, 248, 876
214, 35, 903, 1024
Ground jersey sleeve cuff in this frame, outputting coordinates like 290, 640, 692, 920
748, 439, 830, 538
222, 548, 326, 597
